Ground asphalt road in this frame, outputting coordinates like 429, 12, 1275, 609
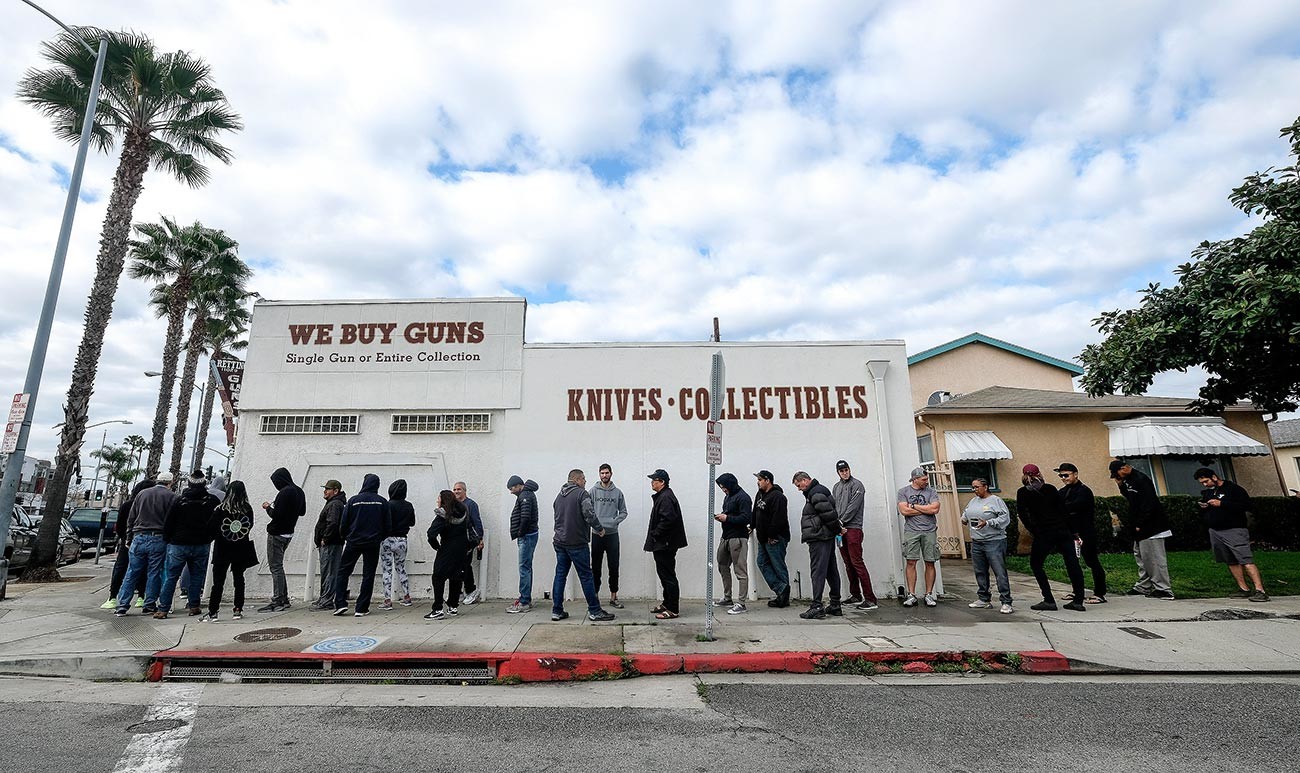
2, 675, 1296, 772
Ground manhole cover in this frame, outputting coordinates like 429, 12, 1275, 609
1198, 608, 1274, 621
126, 719, 186, 734
305, 635, 382, 654
1118, 626, 1164, 640
234, 627, 302, 643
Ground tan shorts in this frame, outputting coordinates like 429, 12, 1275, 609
902, 530, 940, 562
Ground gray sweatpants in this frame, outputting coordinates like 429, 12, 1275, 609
1132, 538, 1171, 594
716, 537, 749, 601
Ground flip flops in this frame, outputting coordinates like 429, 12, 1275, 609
1085, 595, 1107, 604
654, 610, 679, 619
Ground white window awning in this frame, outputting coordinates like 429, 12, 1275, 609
1104, 416, 1269, 457
944, 430, 1013, 461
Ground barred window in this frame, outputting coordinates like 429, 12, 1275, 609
259, 415, 359, 434
390, 413, 492, 433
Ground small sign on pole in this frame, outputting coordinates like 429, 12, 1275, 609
705, 420, 722, 465
2, 394, 30, 454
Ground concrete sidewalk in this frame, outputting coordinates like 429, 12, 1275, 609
3, 560, 1299, 681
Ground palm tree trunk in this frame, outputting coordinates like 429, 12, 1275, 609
169, 313, 207, 479
145, 276, 190, 478
193, 367, 218, 472
25, 130, 151, 579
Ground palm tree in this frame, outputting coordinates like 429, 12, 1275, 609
17, 27, 241, 579
170, 243, 249, 479
128, 217, 221, 478
193, 304, 251, 472
89, 444, 138, 505
121, 434, 148, 485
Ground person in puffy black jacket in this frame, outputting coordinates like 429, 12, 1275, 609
644, 469, 687, 618
793, 471, 841, 619
259, 467, 305, 611
332, 474, 391, 616
506, 476, 540, 613
425, 490, 469, 618
379, 479, 416, 610
1017, 464, 1086, 612
157, 471, 221, 618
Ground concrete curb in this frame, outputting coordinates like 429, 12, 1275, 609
0, 653, 153, 681
147, 648, 1075, 682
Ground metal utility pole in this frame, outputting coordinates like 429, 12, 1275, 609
0, 10, 108, 599
703, 352, 725, 641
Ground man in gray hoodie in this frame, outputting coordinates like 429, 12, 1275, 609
588, 463, 628, 609
114, 473, 179, 616
551, 469, 616, 623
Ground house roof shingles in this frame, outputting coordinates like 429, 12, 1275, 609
1270, 418, 1300, 448
919, 386, 1255, 414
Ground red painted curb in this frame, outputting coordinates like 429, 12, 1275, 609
497, 653, 624, 682
628, 654, 683, 675
1018, 650, 1072, 674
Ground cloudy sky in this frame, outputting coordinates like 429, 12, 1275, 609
2, 0, 1299, 464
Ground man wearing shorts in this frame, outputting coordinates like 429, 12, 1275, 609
897, 467, 941, 607
1196, 469, 1269, 602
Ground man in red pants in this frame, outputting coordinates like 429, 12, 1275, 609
832, 460, 878, 611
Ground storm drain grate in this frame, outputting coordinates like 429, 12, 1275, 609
162, 658, 494, 683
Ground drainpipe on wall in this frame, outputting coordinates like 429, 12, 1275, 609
866, 360, 911, 596
1262, 413, 1290, 496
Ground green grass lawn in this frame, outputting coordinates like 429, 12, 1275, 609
1004, 551, 1300, 599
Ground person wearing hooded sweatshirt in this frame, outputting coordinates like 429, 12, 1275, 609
752, 470, 791, 608
425, 489, 469, 619
102, 479, 153, 610
832, 459, 878, 610
506, 475, 540, 614
793, 471, 843, 620
260, 467, 306, 612
379, 479, 416, 610
208, 476, 228, 503
712, 472, 753, 615
310, 480, 347, 610
115, 472, 179, 616
551, 469, 616, 623
332, 473, 391, 617
1111, 459, 1175, 599
588, 463, 628, 609
205, 480, 259, 621
157, 471, 222, 619
1016, 463, 1086, 612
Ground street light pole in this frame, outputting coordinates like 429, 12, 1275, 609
0, 6, 108, 599
188, 380, 205, 474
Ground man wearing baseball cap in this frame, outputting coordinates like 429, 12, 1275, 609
752, 470, 791, 607
309, 480, 347, 610
833, 460, 877, 610
1017, 464, 1086, 612
897, 467, 941, 607
644, 469, 687, 619
1110, 460, 1174, 599
1055, 463, 1106, 603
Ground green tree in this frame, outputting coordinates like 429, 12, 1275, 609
89, 444, 138, 503
121, 434, 148, 486
17, 28, 241, 579
1080, 116, 1300, 414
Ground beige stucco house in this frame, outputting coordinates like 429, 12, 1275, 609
907, 333, 1284, 557
1270, 418, 1300, 495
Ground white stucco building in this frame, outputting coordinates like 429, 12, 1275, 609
231, 297, 923, 603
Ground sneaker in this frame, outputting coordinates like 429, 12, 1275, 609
462, 589, 481, 605
999, 604, 1014, 614
799, 604, 826, 620
134, 597, 145, 608
100, 598, 117, 610
844, 595, 864, 605
1248, 590, 1270, 603
551, 610, 570, 621
825, 604, 844, 617
424, 609, 445, 620
1231, 588, 1253, 599
378, 600, 394, 611
968, 600, 992, 609
712, 597, 733, 607
332, 607, 349, 616
399, 596, 414, 607
609, 597, 624, 609
1148, 590, 1176, 600
1124, 588, 1148, 596
1030, 600, 1058, 611
232, 608, 243, 620
726, 603, 747, 616
198, 613, 213, 622
273, 603, 291, 612
1063, 601, 1086, 612
257, 603, 279, 613
902, 594, 918, 608
354, 610, 370, 617
588, 610, 616, 622
855, 600, 879, 611
507, 600, 532, 614
767, 597, 782, 608
448, 607, 459, 616
924, 594, 937, 607
113, 607, 128, 617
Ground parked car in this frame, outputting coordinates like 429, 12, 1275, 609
56, 518, 81, 566
3, 505, 37, 571
68, 507, 117, 550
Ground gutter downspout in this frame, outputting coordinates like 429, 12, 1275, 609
867, 360, 909, 597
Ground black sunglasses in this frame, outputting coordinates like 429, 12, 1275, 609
1057, 473, 1071, 479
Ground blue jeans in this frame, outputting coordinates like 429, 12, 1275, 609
116, 533, 166, 611
159, 543, 211, 612
970, 538, 1012, 605
756, 536, 790, 595
517, 531, 539, 604
552, 543, 601, 615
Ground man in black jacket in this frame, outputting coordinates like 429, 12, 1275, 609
1111, 460, 1174, 599
1056, 462, 1107, 603
506, 475, 540, 614
156, 471, 221, 619
309, 480, 346, 610
332, 473, 391, 617
712, 472, 752, 614
644, 469, 688, 618
260, 467, 305, 612
792, 471, 842, 620
1196, 468, 1268, 602
1016, 464, 1086, 612
752, 471, 791, 608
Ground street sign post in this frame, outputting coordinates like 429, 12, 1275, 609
704, 352, 724, 641
705, 420, 722, 465
2, 394, 31, 454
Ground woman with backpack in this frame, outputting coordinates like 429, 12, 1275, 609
204, 480, 259, 621
424, 489, 470, 620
